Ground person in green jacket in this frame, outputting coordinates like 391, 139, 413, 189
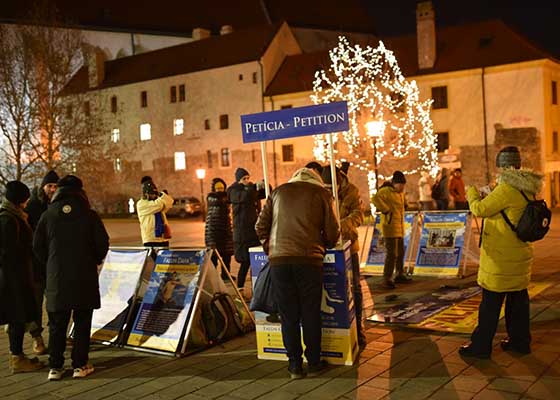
459, 146, 544, 359
371, 171, 411, 289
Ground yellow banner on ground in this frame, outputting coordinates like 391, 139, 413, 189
411, 282, 551, 333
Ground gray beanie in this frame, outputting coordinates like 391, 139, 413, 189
496, 146, 521, 169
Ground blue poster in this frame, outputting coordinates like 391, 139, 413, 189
414, 212, 469, 275
127, 250, 205, 352
241, 101, 349, 143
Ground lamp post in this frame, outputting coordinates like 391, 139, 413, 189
196, 168, 206, 221
366, 120, 385, 191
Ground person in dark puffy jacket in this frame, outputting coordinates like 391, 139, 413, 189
205, 177, 234, 280
33, 175, 109, 381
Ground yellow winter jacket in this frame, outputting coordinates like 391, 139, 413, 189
371, 183, 405, 238
136, 192, 174, 244
467, 168, 543, 292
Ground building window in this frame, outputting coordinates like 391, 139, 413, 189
207, 150, 213, 168
436, 132, 449, 153
170, 86, 177, 103
220, 114, 229, 130
553, 81, 558, 105
173, 118, 184, 135
83, 101, 90, 116
553, 131, 559, 153
174, 152, 186, 170
251, 149, 256, 162
204, 119, 210, 130
220, 148, 230, 167
140, 123, 151, 141
238, 74, 243, 81
111, 96, 117, 113
282, 144, 295, 162
114, 158, 121, 172
281, 105, 293, 109
111, 128, 120, 143
252, 72, 258, 84
431, 86, 448, 109
179, 84, 185, 102
141, 91, 148, 108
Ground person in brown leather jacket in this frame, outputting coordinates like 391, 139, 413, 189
255, 167, 339, 379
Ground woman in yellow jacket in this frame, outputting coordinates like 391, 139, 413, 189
136, 178, 174, 247
460, 147, 543, 358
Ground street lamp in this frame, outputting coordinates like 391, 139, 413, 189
366, 120, 385, 190
196, 168, 206, 221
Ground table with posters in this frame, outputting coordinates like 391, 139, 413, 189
249, 241, 358, 366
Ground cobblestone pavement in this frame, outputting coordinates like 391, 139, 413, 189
1, 214, 558, 399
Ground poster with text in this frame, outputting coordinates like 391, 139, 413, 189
127, 250, 204, 353
361, 212, 418, 275
91, 249, 149, 343
414, 212, 469, 277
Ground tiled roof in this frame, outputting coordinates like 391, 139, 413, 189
62, 23, 283, 95
265, 20, 555, 96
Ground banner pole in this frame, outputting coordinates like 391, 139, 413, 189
260, 142, 270, 198
327, 133, 341, 229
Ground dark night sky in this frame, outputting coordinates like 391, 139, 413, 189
368, 0, 560, 57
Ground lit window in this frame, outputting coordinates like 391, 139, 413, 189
111, 128, 120, 143
173, 119, 184, 135
71, 162, 77, 173
174, 152, 186, 170
221, 148, 230, 167
140, 123, 151, 141
282, 144, 294, 162
114, 158, 121, 172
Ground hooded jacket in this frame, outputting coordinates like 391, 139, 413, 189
204, 178, 234, 257
136, 192, 173, 245
371, 182, 405, 238
467, 168, 543, 292
255, 168, 340, 267
337, 173, 363, 254
33, 187, 109, 311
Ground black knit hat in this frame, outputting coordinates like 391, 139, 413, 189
142, 180, 158, 195
320, 165, 342, 185
140, 175, 153, 184
305, 161, 323, 175
392, 171, 406, 184
496, 146, 521, 169
5, 180, 31, 204
40, 170, 59, 188
235, 168, 250, 182
58, 175, 83, 189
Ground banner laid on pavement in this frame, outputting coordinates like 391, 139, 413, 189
91, 249, 151, 343
361, 212, 419, 275
414, 211, 469, 277
127, 250, 204, 353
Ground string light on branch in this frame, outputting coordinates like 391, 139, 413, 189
311, 36, 439, 200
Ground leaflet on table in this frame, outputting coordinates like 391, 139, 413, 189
91, 249, 150, 342
414, 212, 468, 275
127, 250, 204, 353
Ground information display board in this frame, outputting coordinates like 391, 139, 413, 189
250, 242, 358, 366
91, 249, 150, 343
127, 250, 205, 353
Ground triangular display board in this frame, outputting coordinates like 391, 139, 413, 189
91, 248, 152, 344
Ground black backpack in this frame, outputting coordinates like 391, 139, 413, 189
501, 190, 551, 242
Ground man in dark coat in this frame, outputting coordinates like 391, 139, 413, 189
33, 175, 109, 380
23, 169, 59, 355
205, 177, 234, 280
432, 168, 450, 210
227, 168, 266, 291
0, 181, 44, 373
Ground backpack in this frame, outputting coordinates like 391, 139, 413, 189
501, 190, 551, 242
201, 293, 244, 344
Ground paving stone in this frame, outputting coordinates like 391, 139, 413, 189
488, 377, 532, 394
444, 376, 492, 393
254, 389, 299, 400
363, 376, 408, 391
471, 389, 521, 400
525, 377, 560, 400
229, 382, 274, 400
429, 388, 475, 400
303, 377, 362, 399
343, 384, 390, 400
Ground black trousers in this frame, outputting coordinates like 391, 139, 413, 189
270, 264, 323, 367
8, 322, 25, 355
350, 253, 364, 340
470, 288, 531, 354
454, 201, 469, 210
237, 260, 251, 288
436, 199, 449, 210
48, 309, 93, 369
383, 237, 405, 281
29, 281, 45, 338
211, 253, 232, 280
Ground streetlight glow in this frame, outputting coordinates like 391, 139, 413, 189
366, 120, 385, 138
196, 168, 206, 180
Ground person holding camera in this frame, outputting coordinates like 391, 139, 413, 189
137, 177, 174, 248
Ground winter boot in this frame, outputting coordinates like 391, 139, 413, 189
10, 354, 44, 374
32, 336, 47, 355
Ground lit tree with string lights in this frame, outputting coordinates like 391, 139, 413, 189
311, 36, 439, 199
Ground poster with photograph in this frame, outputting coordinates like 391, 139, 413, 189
361, 212, 418, 275
91, 249, 150, 343
414, 212, 469, 276
127, 250, 205, 353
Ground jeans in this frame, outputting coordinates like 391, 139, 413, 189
270, 263, 323, 367
8, 323, 25, 355
383, 237, 405, 281
48, 309, 93, 369
350, 253, 365, 341
470, 288, 531, 354
436, 199, 449, 210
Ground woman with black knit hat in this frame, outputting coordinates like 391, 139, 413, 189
205, 177, 234, 279
0, 181, 45, 373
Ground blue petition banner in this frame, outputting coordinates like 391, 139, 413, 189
241, 101, 349, 143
